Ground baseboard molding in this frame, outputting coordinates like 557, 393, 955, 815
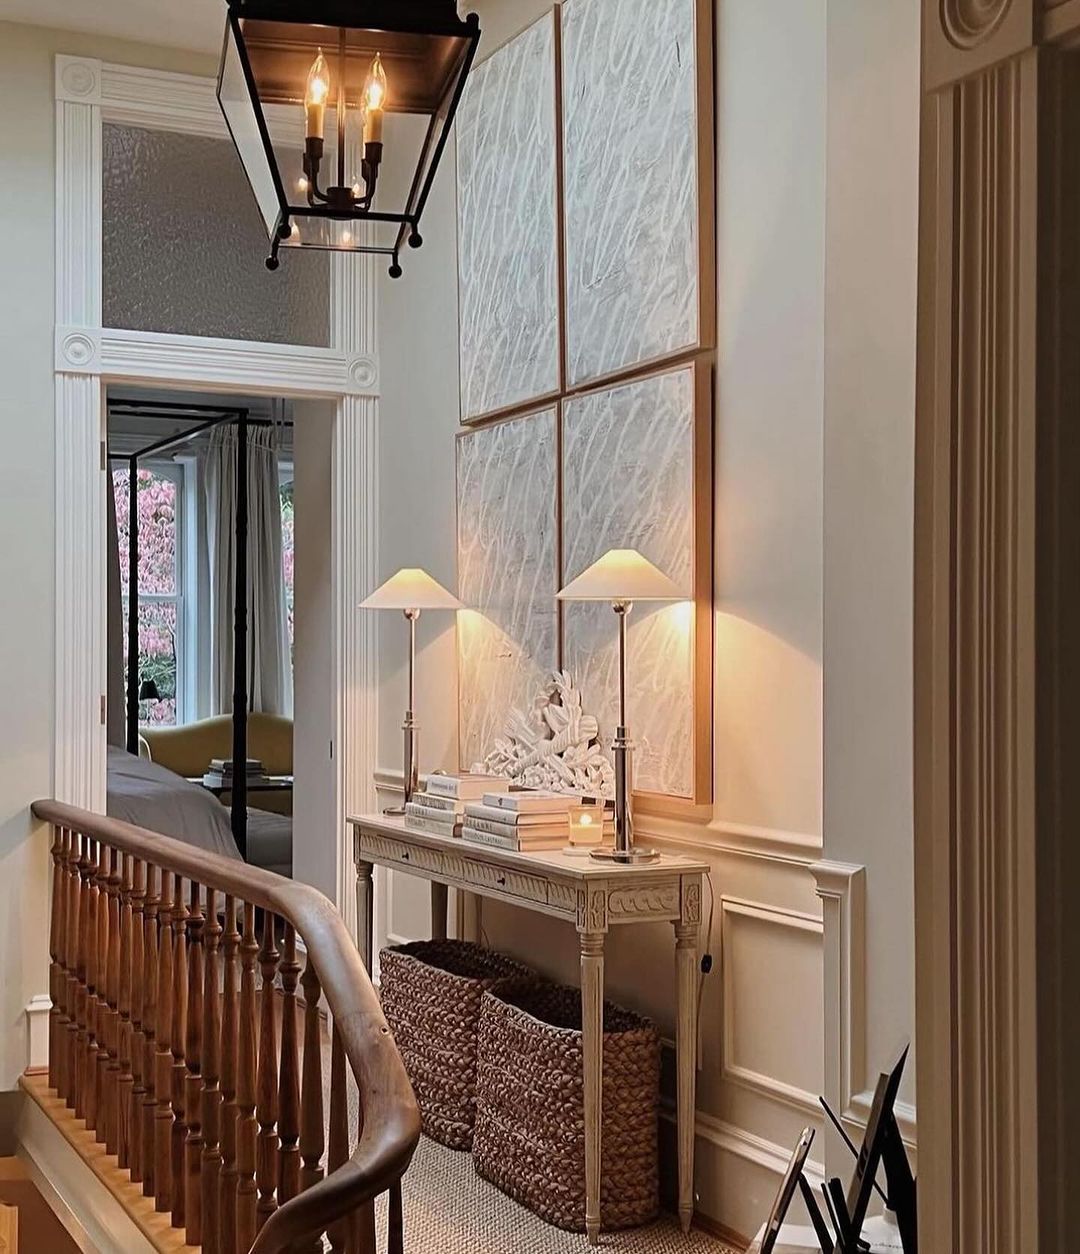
16, 1074, 173, 1253
693, 1210, 752, 1253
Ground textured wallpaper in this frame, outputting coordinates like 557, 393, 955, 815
562, 366, 697, 796
456, 13, 561, 421
103, 123, 330, 346
561, 0, 700, 387
457, 409, 560, 767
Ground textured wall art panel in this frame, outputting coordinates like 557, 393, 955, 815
457, 408, 560, 768
561, 0, 701, 387
456, 12, 561, 422
562, 366, 697, 796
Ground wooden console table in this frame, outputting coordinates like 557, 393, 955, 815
349, 812, 708, 1244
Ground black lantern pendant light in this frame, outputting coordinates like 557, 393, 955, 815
217, 0, 480, 276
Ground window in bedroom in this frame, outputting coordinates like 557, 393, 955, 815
113, 462, 184, 726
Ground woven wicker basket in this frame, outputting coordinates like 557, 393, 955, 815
378, 941, 535, 1150
473, 978, 660, 1232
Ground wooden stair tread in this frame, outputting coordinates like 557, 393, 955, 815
19, 1073, 198, 1253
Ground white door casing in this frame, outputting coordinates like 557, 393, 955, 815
53, 54, 378, 929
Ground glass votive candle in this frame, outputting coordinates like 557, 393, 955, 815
567, 801, 606, 854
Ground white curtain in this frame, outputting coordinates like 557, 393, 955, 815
106, 462, 127, 747
205, 422, 292, 717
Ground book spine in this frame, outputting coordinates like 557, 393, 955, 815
413, 793, 460, 813
406, 801, 463, 822
460, 827, 518, 850
465, 814, 566, 840
466, 802, 569, 826
404, 814, 459, 838
424, 777, 460, 798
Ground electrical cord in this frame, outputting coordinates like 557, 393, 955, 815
696, 869, 716, 1064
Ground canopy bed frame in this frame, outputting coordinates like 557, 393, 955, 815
108, 395, 290, 860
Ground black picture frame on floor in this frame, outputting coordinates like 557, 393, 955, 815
759, 1127, 829, 1254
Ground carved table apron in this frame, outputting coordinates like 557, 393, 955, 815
349, 812, 707, 1245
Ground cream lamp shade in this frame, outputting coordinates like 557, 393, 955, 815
360, 568, 462, 611
556, 548, 684, 602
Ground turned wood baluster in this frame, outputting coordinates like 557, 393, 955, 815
154, 870, 176, 1213
55, 828, 76, 1100
129, 859, 147, 1183
58, 828, 76, 1102
93, 841, 110, 1140
236, 901, 259, 1253
104, 845, 122, 1154
298, 957, 325, 1240
219, 895, 241, 1254
141, 864, 159, 1198
184, 881, 205, 1245
201, 887, 223, 1254
64, 830, 82, 1106
62, 829, 81, 1105
278, 922, 301, 1208
75, 835, 94, 1123
327, 1025, 349, 1254
49, 826, 65, 1093
388, 1180, 404, 1254
117, 853, 134, 1169
171, 877, 189, 1229
356, 1091, 377, 1254
256, 913, 281, 1231
72, 832, 90, 1118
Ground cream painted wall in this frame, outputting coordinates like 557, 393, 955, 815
292, 400, 338, 901
374, 0, 837, 1238
0, 21, 216, 1091
823, 0, 919, 1114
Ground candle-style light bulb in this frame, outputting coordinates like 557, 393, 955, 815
305, 49, 330, 140
363, 53, 387, 144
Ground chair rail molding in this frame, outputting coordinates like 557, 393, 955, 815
51, 55, 380, 924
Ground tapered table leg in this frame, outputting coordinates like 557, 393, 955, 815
674, 918, 700, 1233
354, 843, 374, 974
430, 882, 448, 941
579, 927, 605, 1246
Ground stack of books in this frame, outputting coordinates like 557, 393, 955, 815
462, 791, 580, 851
404, 773, 511, 838
202, 758, 269, 788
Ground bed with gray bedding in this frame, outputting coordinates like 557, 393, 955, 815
106, 748, 293, 877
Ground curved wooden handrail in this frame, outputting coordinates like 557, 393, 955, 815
33, 799, 421, 1253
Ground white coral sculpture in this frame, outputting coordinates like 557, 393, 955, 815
473, 670, 614, 798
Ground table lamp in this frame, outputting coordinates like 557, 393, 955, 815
360, 568, 461, 814
557, 549, 684, 862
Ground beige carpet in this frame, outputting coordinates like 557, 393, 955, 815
372, 1135, 741, 1254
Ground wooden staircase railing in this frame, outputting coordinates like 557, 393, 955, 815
35, 799, 421, 1254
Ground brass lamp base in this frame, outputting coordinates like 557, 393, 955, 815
383, 805, 406, 817
589, 845, 660, 863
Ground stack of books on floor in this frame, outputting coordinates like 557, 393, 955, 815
462, 791, 581, 851
203, 758, 269, 788
404, 773, 511, 838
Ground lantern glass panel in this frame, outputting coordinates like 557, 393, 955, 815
219, 19, 283, 238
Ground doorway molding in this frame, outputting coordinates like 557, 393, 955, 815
53, 53, 378, 931
916, 5, 1080, 1250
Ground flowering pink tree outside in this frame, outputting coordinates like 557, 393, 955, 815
113, 466, 296, 727
113, 467, 178, 725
